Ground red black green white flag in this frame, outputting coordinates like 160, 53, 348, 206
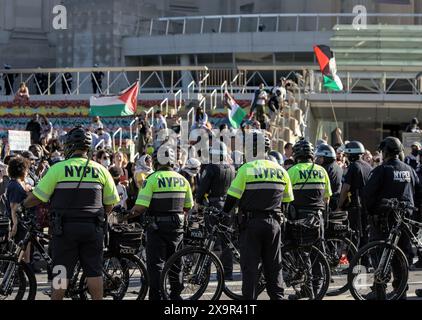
313, 45, 343, 92
90, 81, 139, 117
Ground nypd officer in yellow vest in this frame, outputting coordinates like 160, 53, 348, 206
286, 139, 332, 299
24, 126, 120, 300
128, 145, 193, 300
221, 132, 294, 300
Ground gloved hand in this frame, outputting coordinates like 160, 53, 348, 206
219, 211, 232, 227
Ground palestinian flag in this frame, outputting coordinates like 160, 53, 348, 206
225, 92, 247, 129
89, 81, 139, 117
313, 45, 343, 92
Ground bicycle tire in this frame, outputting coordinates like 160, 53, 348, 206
78, 252, 149, 300
0, 255, 36, 300
222, 257, 266, 300
160, 246, 224, 301
324, 236, 357, 296
281, 244, 331, 300
347, 240, 409, 301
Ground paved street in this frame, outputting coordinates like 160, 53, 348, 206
32, 268, 422, 301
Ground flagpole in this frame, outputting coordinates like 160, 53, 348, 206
328, 90, 339, 129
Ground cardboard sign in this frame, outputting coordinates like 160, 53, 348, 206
8, 130, 31, 151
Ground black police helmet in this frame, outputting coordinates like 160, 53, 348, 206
315, 144, 336, 159
344, 141, 365, 155
379, 136, 403, 156
152, 145, 176, 168
292, 139, 314, 161
268, 150, 283, 165
64, 126, 92, 159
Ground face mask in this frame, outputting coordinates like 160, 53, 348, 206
102, 159, 111, 167
412, 149, 418, 156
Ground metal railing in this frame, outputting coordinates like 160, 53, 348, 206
3, 65, 422, 99
112, 127, 123, 152
199, 96, 206, 112
95, 139, 105, 150
210, 89, 217, 110
174, 89, 183, 112
0, 66, 208, 96
136, 13, 422, 37
187, 107, 195, 129
198, 73, 210, 95
187, 81, 196, 100
220, 81, 228, 101
129, 117, 138, 142
160, 98, 169, 114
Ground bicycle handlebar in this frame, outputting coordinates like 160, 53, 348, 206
380, 198, 415, 211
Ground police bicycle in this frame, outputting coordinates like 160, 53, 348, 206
160, 207, 267, 300
281, 214, 332, 300
0, 209, 149, 300
347, 199, 422, 300
320, 210, 357, 296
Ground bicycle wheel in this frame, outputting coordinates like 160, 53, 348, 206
281, 244, 331, 300
119, 254, 149, 300
347, 240, 409, 300
0, 255, 36, 300
160, 246, 224, 300
324, 237, 357, 296
79, 252, 149, 300
222, 254, 266, 300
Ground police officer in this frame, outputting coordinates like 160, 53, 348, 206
286, 139, 332, 300
129, 145, 193, 300
196, 141, 235, 279
315, 143, 342, 211
337, 141, 372, 247
23, 126, 120, 300
221, 132, 294, 300
364, 137, 419, 299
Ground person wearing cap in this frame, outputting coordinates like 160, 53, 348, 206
95, 126, 112, 149
337, 141, 373, 248
404, 141, 421, 170
364, 137, 419, 300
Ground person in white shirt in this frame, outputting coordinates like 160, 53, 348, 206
152, 110, 168, 147
95, 126, 112, 149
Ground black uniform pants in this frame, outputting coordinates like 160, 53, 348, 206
209, 200, 233, 276
348, 206, 369, 248
51, 223, 104, 279
146, 225, 183, 300
239, 216, 284, 300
